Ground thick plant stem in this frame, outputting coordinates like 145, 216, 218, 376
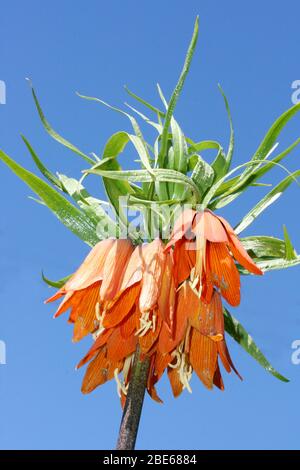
116, 345, 150, 450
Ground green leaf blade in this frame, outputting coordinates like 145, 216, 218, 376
0, 150, 100, 246
224, 308, 289, 382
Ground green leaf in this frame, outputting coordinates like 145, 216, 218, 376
219, 102, 300, 199
76, 93, 153, 172
171, 118, 186, 172
190, 154, 215, 195
283, 225, 297, 260
42, 272, 72, 288
0, 150, 100, 246
211, 147, 227, 181
21, 135, 63, 190
99, 132, 135, 221
124, 102, 163, 133
255, 257, 300, 272
209, 190, 242, 210
224, 308, 289, 382
171, 117, 189, 199
238, 256, 300, 274
30, 87, 95, 165
128, 194, 184, 206
187, 139, 223, 154
158, 16, 199, 167
212, 137, 300, 204
128, 134, 154, 175
246, 102, 300, 172
85, 167, 202, 201
218, 84, 234, 173
235, 169, 300, 234
57, 173, 118, 237
124, 85, 165, 118
240, 235, 286, 259
187, 139, 226, 184
202, 160, 263, 207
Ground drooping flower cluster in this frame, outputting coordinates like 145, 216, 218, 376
47, 209, 262, 403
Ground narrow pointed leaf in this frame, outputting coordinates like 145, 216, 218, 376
158, 16, 199, 167
0, 150, 100, 246
224, 308, 289, 382
220, 103, 300, 199
218, 84, 234, 172
57, 173, 118, 237
191, 154, 215, 195
42, 272, 72, 288
31, 87, 95, 164
240, 235, 286, 259
124, 86, 165, 118
124, 103, 162, 133
22, 136, 63, 190
283, 225, 297, 260
235, 170, 300, 234
77, 93, 152, 172
214, 137, 300, 199
85, 167, 202, 201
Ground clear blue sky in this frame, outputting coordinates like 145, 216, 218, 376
1, 0, 300, 450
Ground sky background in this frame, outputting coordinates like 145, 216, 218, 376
1, 0, 300, 450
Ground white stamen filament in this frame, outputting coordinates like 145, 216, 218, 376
122, 354, 135, 384
92, 304, 106, 340
168, 350, 181, 369
95, 302, 101, 321
168, 342, 193, 393
135, 311, 155, 337
114, 368, 129, 398
152, 314, 157, 332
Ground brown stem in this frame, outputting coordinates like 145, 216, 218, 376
116, 345, 150, 450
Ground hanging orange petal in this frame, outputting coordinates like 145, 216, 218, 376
102, 284, 140, 329
217, 215, 263, 275
158, 282, 189, 354
189, 329, 218, 389
81, 348, 109, 393
147, 356, 163, 403
158, 251, 176, 327
100, 239, 134, 301
217, 340, 242, 380
52, 290, 81, 319
229, 233, 263, 276
76, 329, 113, 369
82, 352, 124, 394
202, 210, 229, 243
147, 385, 163, 403
106, 327, 137, 362
213, 362, 225, 391
120, 309, 136, 338
194, 290, 224, 341
139, 314, 162, 354
45, 290, 65, 304
167, 367, 183, 398
120, 245, 144, 290
165, 208, 196, 250
72, 283, 100, 342
65, 239, 116, 292
173, 241, 192, 286
207, 242, 241, 306
154, 351, 172, 380
139, 239, 166, 313
186, 286, 202, 331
